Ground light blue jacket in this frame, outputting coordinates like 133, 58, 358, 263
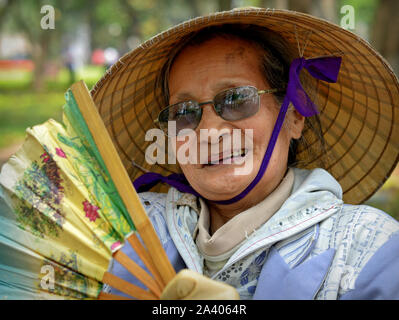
108, 168, 399, 299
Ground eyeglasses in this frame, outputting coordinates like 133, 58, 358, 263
156, 85, 281, 136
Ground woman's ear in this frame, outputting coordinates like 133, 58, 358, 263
287, 109, 305, 139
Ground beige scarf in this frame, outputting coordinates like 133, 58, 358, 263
195, 168, 294, 275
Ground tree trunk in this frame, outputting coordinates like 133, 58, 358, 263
370, 0, 399, 74
218, 0, 233, 12
260, 0, 288, 9
188, 0, 202, 17
31, 35, 50, 92
288, 0, 313, 13
274, 0, 288, 9
315, 0, 337, 23
120, 0, 143, 41
0, 0, 15, 30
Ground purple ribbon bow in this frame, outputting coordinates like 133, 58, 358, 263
288, 56, 342, 117
134, 172, 199, 195
133, 56, 342, 204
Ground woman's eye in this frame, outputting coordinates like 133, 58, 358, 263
173, 106, 195, 118
229, 94, 246, 107
175, 110, 188, 117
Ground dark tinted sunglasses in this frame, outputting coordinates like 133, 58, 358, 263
156, 86, 281, 136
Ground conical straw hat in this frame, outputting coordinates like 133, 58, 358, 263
90, 8, 399, 205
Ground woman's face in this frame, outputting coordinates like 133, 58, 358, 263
168, 36, 304, 202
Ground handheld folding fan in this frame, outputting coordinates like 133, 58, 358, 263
0, 81, 176, 300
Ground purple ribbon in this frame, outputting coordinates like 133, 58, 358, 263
134, 172, 200, 195
133, 56, 342, 204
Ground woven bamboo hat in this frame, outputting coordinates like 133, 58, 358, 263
90, 7, 399, 205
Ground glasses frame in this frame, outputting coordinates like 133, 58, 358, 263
154, 85, 281, 136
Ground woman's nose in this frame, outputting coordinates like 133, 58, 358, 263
197, 102, 233, 145
197, 102, 226, 132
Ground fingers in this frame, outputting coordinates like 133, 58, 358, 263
161, 269, 240, 300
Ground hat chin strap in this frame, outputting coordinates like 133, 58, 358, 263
133, 56, 342, 205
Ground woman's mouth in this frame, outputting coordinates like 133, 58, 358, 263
204, 149, 248, 167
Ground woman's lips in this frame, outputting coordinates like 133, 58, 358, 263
203, 149, 248, 167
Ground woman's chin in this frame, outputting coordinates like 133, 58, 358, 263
192, 164, 255, 200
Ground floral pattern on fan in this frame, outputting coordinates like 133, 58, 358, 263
56, 125, 133, 249
39, 250, 102, 299
14, 146, 65, 238
83, 200, 100, 222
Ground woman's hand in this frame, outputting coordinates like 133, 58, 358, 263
160, 269, 240, 300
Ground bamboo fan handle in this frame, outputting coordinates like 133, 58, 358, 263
70, 81, 176, 286
113, 249, 162, 297
103, 235, 164, 299
128, 233, 165, 289
102, 272, 157, 300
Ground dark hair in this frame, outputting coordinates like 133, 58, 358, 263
155, 24, 326, 167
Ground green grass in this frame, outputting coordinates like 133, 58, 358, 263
48, 65, 106, 90
0, 65, 104, 91
0, 65, 105, 148
0, 91, 65, 148
365, 174, 399, 220
366, 192, 399, 221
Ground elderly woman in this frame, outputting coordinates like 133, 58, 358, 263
96, 8, 399, 299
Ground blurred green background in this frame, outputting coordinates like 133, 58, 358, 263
0, 0, 398, 219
